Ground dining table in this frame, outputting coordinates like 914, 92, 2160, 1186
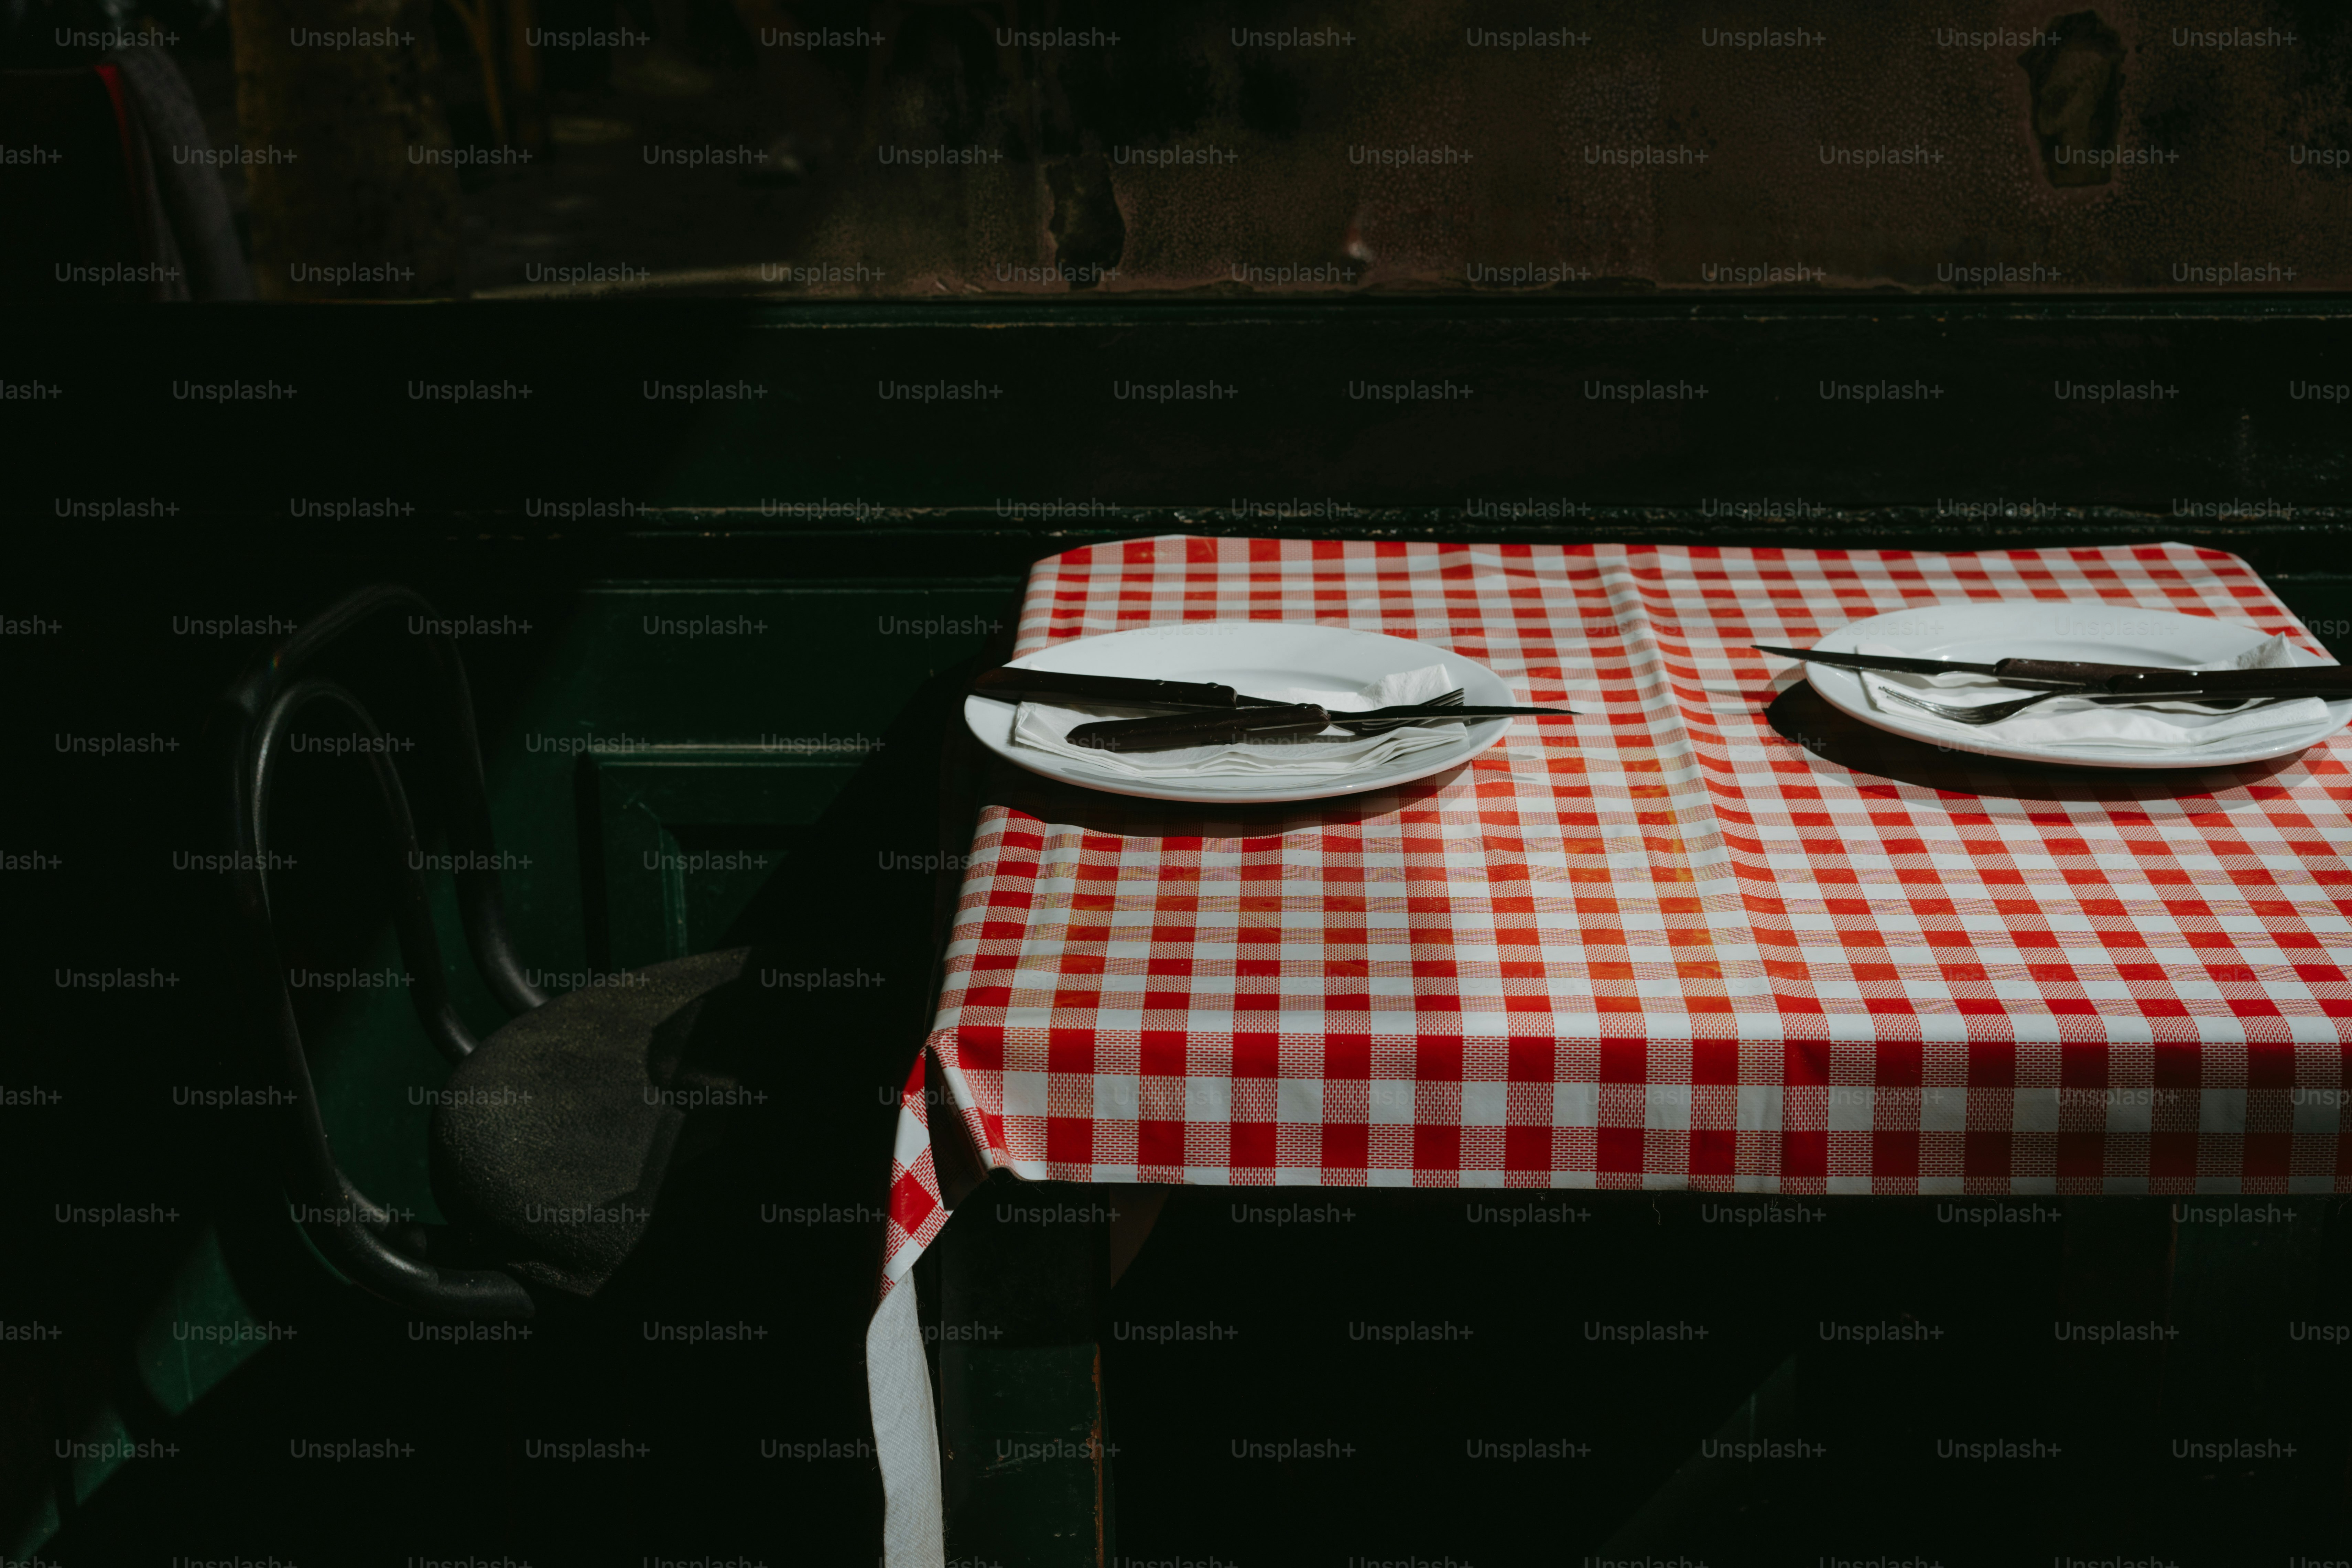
863, 532, 2352, 1567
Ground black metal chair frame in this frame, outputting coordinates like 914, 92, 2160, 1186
217, 584, 545, 1318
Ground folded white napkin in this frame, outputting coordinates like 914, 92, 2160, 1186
1012, 664, 1468, 778
1855, 632, 2343, 750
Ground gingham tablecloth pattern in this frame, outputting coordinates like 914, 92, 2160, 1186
869, 536, 2352, 1562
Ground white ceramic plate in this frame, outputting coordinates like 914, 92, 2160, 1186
965, 622, 1531, 803
1798, 603, 2352, 769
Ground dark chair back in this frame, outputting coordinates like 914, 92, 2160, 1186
216, 584, 544, 1317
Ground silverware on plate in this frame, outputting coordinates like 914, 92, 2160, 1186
1066, 695, 1574, 753
1752, 645, 2194, 690
1758, 644, 2352, 715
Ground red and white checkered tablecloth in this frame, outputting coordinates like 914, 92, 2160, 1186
867, 535, 2352, 1564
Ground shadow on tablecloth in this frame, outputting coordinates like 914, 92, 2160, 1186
974, 758, 1482, 840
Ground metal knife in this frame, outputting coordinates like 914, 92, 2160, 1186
1754, 644, 2352, 701
1067, 702, 1574, 753
969, 668, 1286, 709
1751, 645, 2190, 690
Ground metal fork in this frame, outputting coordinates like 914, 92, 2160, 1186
1877, 685, 2281, 727
1335, 688, 1466, 734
